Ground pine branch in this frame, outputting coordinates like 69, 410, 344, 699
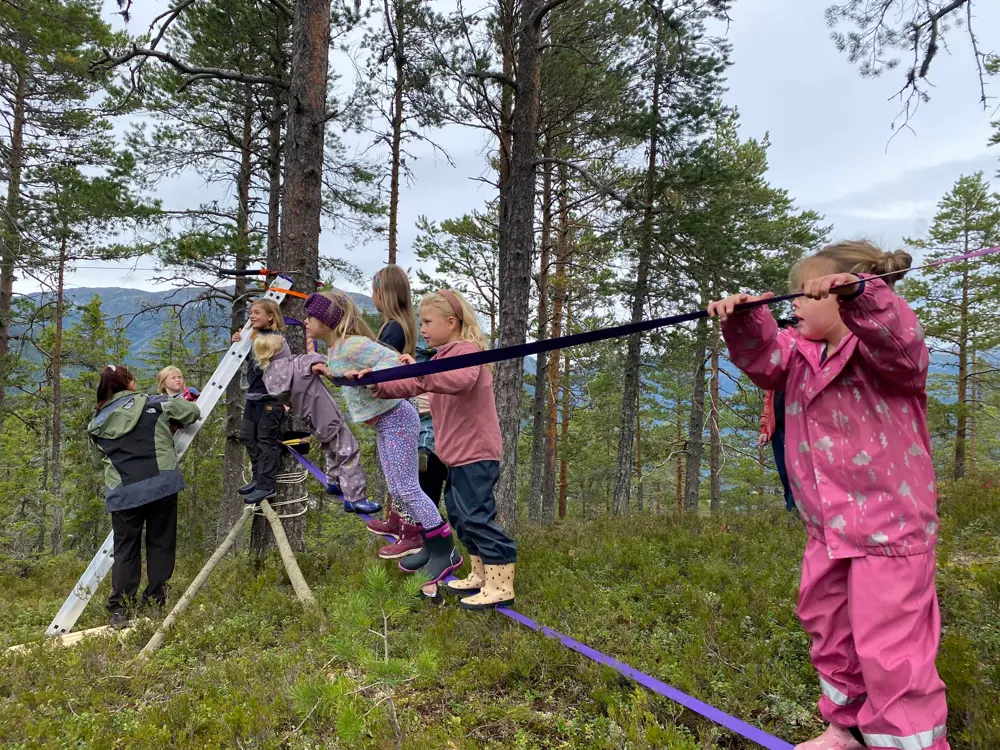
464, 70, 517, 91
534, 158, 647, 210
91, 46, 288, 89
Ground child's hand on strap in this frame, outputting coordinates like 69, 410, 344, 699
232, 331, 242, 343
803, 273, 861, 299
311, 362, 332, 379
352, 368, 381, 394
398, 354, 416, 365
706, 292, 775, 322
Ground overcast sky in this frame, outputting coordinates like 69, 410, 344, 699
46, 0, 1000, 297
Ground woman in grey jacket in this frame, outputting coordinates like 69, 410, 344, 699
88, 365, 200, 628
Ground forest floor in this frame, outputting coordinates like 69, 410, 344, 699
1, 480, 998, 749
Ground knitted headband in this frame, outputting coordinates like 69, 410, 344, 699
304, 292, 344, 330
437, 290, 464, 322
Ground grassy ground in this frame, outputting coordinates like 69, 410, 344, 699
1, 481, 998, 749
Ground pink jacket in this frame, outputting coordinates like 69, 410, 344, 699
722, 276, 938, 558
372, 340, 502, 467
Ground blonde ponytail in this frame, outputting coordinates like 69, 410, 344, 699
790, 240, 913, 291
252, 333, 285, 371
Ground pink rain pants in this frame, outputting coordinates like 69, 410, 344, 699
797, 538, 950, 750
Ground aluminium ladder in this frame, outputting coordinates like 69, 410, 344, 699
45, 276, 294, 637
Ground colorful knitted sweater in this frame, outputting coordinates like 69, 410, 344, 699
326, 335, 402, 423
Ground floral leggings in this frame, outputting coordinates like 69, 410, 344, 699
373, 401, 443, 530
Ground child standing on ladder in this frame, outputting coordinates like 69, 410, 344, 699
305, 291, 462, 587
365, 289, 517, 610
708, 241, 949, 750
232, 299, 288, 506
366, 265, 447, 554
252, 332, 380, 515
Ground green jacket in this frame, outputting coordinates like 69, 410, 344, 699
88, 390, 201, 513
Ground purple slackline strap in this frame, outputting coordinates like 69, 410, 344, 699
328, 245, 1000, 388
284, 449, 791, 748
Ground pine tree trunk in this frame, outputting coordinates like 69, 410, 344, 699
387, 5, 405, 265
527, 140, 553, 524
50, 236, 66, 554
252, 0, 330, 555
0, 71, 26, 423
635, 408, 643, 513
684, 318, 708, 512
709, 323, 722, 513
558, 293, 571, 520
494, 0, 547, 528
675, 375, 684, 514
547, 163, 568, 522
611, 11, 663, 517
219, 93, 257, 543
969, 347, 977, 472
954, 265, 969, 480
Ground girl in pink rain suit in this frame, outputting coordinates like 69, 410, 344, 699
709, 241, 949, 750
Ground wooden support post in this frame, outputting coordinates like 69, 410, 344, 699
137, 505, 254, 659
259, 499, 317, 606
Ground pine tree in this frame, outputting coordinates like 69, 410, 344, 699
904, 172, 1000, 479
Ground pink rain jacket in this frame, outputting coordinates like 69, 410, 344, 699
722, 276, 939, 559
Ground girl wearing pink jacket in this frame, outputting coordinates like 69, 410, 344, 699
709, 241, 948, 750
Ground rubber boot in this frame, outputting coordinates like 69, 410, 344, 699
442, 555, 485, 595
400, 523, 462, 584
459, 563, 515, 610
793, 724, 864, 750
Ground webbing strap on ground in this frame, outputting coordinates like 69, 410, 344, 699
283, 447, 792, 749
329, 244, 1000, 388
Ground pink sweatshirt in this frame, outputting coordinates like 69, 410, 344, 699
373, 340, 502, 467
722, 276, 938, 559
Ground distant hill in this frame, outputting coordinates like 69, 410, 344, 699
20, 285, 537, 379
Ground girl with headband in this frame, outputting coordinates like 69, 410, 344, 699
708, 241, 949, 750
364, 289, 517, 610
305, 291, 462, 589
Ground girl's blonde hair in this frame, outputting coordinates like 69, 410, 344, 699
156, 366, 182, 395
789, 240, 912, 292
250, 298, 286, 334
419, 290, 489, 352
373, 265, 417, 357
252, 333, 285, 371
319, 291, 376, 346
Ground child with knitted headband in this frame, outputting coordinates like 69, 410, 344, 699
363, 289, 518, 611
305, 291, 462, 588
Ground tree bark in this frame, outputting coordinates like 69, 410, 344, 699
708, 321, 722, 513
493, 0, 548, 528
527, 139, 553, 524
635, 407, 644, 512
611, 10, 663, 517
50, 235, 67, 555
251, 0, 329, 555
387, 0, 405, 265
954, 263, 969, 480
674, 372, 684, 514
0, 71, 26, 423
544, 160, 568, 522
558, 293, 571, 520
684, 318, 708, 512
219, 92, 256, 543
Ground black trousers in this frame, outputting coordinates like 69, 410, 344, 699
444, 460, 517, 565
239, 399, 284, 490
109, 494, 178, 612
418, 449, 448, 509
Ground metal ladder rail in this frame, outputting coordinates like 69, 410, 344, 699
44, 276, 294, 637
